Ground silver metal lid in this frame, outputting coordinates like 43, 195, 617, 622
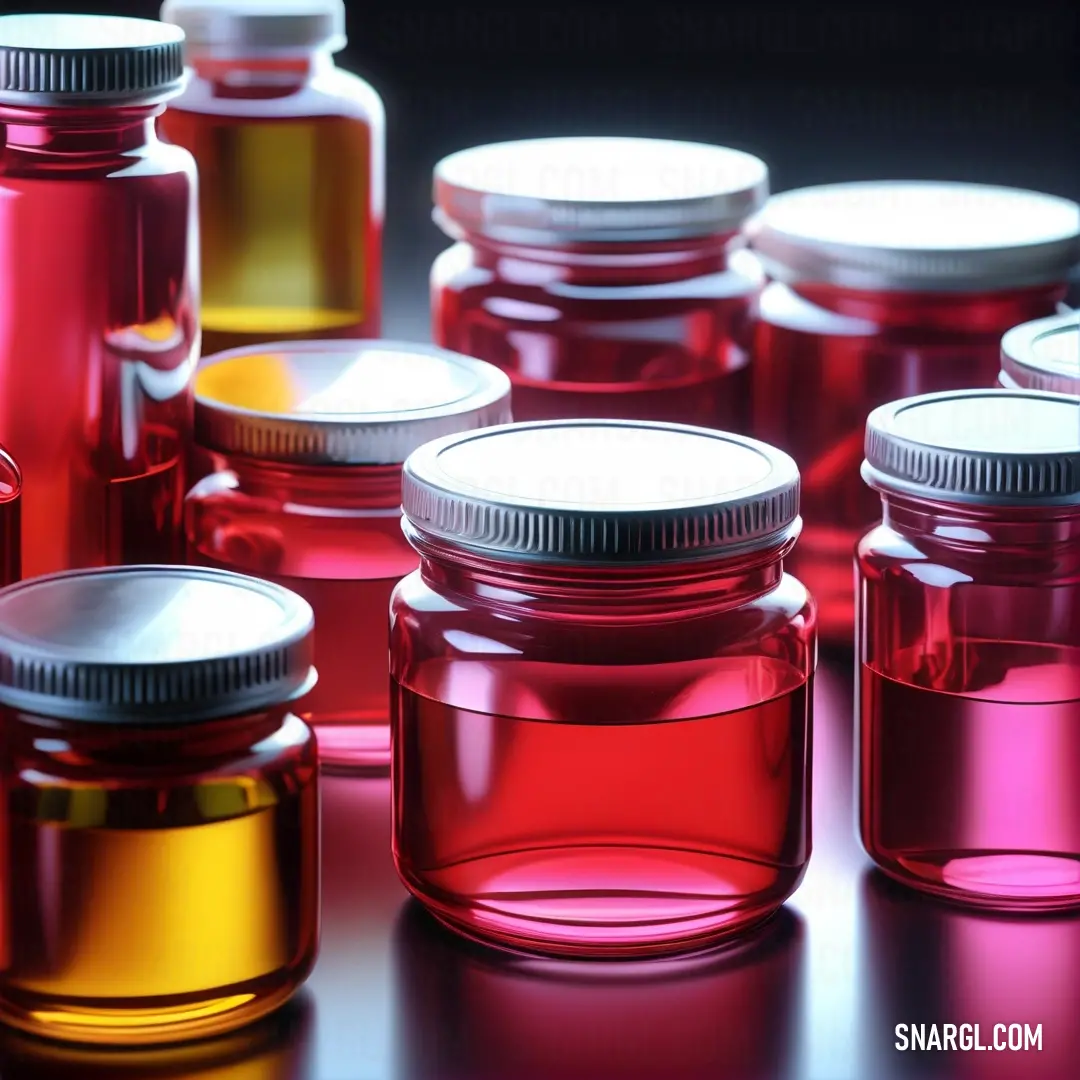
863, 389, 1080, 505
749, 182, 1080, 292
161, 0, 346, 59
433, 137, 769, 245
1000, 312, 1080, 394
0, 566, 316, 725
0, 14, 186, 108
195, 340, 513, 466
402, 420, 800, 564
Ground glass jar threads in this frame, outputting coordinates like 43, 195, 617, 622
0, 566, 319, 1044
431, 136, 768, 429
858, 389, 1080, 910
391, 419, 816, 957
1000, 312, 1080, 393
186, 340, 512, 773
750, 181, 1080, 643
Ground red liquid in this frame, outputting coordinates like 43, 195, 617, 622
186, 464, 417, 773
432, 238, 759, 428
861, 644, 1080, 910
0, 708, 319, 1045
393, 654, 813, 957
0, 449, 20, 587
0, 104, 198, 578
753, 281, 1067, 644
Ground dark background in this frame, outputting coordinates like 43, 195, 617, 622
6, 0, 1077, 335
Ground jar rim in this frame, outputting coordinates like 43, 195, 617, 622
1000, 312, 1080, 394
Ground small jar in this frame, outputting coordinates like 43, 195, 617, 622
159, 0, 384, 353
391, 420, 816, 956
1000, 311, 1079, 393
750, 181, 1080, 644
0, 566, 319, 1044
858, 389, 1080, 910
186, 340, 512, 773
431, 136, 768, 428
0, 447, 20, 587
0, 14, 199, 578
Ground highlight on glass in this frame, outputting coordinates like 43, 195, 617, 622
0, 566, 320, 1044
185, 340, 512, 773
391, 418, 816, 957
749, 181, 1080, 643
159, 0, 384, 352
858, 389, 1080, 910
431, 136, 768, 429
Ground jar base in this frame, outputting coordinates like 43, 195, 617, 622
398, 846, 805, 958
0, 973, 306, 1047
871, 850, 1080, 912
314, 719, 390, 775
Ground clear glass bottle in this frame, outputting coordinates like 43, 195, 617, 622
0, 13, 199, 578
750, 182, 1080, 644
431, 136, 767, 429
0, 566, 320, 1044
1000, 311, 1079, 393
391, 420, 816, 957
858, 389, 1080, 910
159, 0, 384, 354
185, 340, 511, 773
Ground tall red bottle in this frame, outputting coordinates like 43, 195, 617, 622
0, 14, 199, 577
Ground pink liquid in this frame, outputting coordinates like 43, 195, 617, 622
392, 657, 812, 957
861, 642, 1080, 909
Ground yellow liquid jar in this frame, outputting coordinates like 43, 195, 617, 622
0, 566, 319, 1045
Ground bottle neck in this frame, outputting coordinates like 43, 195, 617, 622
790, 280, 1066, 332
409, 527, 795, 616
190, 50, 335, 98
210, 451, 403, 511
455, 229, 743, 286
0, 103, 163, 156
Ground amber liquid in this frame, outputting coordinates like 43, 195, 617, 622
0, 714, 319, 1045
160, 107, 378, 354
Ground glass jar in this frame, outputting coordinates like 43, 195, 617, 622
186, 340, 511, 773
0, 14, 199, 578
0, 566, 319, 1044
431, 136, 768, 428
858, 389, 1080, 910
391, 420, 816, 957
159, 0, 384, 354
0, 447, 20, 588
750, 181, 1080, 644
1000, 311, 1079, 393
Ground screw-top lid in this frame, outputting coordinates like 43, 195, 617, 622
161, 0, 346, 59
0, 14, 186, 108
863, 389, 1080, 505
434, 137, 769, 245
402, 420, 800, 564
0, 566, 316, 724
1000, 312, 1080, 395
195, 340, 513, 466
749, 182, 1080, 292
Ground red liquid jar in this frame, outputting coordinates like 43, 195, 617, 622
0, 447, 20, 587
1000, 311, 1079, 393
186, 340, 512, 774
858, 389, 1080, 910
431, 136, 768, 428
750, 182, 1080, 644
0, 566, 319, 1045
392, 419, 816, 957
0, 14, 199, 579
159, 0, 384, 354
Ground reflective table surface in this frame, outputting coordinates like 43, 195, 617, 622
1, 657, 1076, 1080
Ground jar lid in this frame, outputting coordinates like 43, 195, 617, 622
195, 340, 513, 466
161, 0, 346, 58
402, 420, 800, 563
433, 137, 769, 245
863, 389, 1080, 505
749, 182, 1080, 292
1000, 312, 1080, 394
0, 14, 186, 108
0, 566, 315, 724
